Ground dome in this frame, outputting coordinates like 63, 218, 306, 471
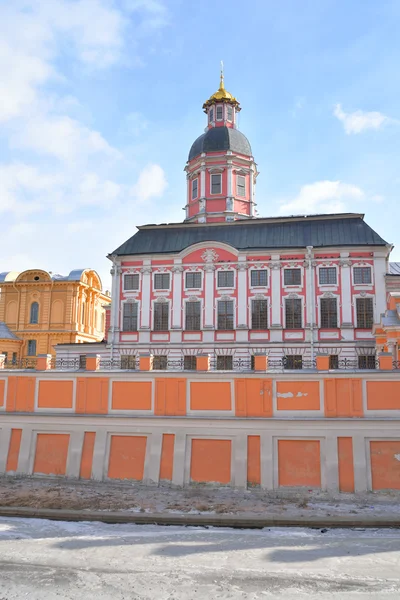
188, 126, 252, 162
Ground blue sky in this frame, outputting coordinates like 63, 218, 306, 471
1, 0, 399, 290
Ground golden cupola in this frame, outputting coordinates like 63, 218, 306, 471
202, 67, 241, 112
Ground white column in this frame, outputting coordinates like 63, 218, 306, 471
340, 254, 354, 341
374, 251, 388, 319
249, 163, 255, 216
140, 264, 152, 329
171, 264, 183, 329
200, 164, 206, 198
203, 265, 215, 329
227, 163, 233, 197
237, 258, 248, 329
270, 256, 282, 328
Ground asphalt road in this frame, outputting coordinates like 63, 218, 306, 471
0, 517, 399, 599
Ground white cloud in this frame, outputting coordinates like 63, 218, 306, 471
131, 163, 168, 203
278, 180, 365, 215
333, 104, 394, 134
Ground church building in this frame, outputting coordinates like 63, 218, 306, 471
59, 74, 394, 369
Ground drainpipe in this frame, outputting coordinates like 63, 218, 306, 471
306, 245, 315, 362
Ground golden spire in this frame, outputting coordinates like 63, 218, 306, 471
202, 62, 241, 112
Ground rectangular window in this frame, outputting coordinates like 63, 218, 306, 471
12, 352, 17, 365
217, 270, 234, 288
284, 268, 301, 286
329, 354, 339, 369
251, 299, 268, 329
216, 355, 233, 370
154, 273, 170, 290
153, 355, 167, 370
216, 105, 223, 120
211, 173, 222, 194
358, 355, 376, 370
356, 297, 374, 328
319, 267, 337, 285
27, 340, 36, 356
320, 298, 338, 328
154, 302, 169, 331
185, 301, 201, 330
79, 354, 86, 369
209, 107, 214, 122
2, 351, 7, 364
227, 106, 233, 121
251, 269, 268, 286
121, 355, 136, 370
285, 355, 303, 369
184, 356, 197, 370
354, 267, 372, 284
285, 298, 302, 329
236, 175, 246, 197
192, 178, 198, 200
185, 271, 202, 288
217, 300, 234, 330
123, 302, 138, 331
124, 274, 139, 291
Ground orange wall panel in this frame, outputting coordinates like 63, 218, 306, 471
6, 428, 22, 473
235, 379, 272, 417
190, 439, 231, 483
278, 440, 321, 487
38, 380, 73, 409
190, 382, 231, 411
112, 381, 152, 411
159, 433, 175, 481
367, 382, 400, 410
155, 379, 186, 416
6, 376, 35, 412
108, 435, 147, 480
0, 379, 4, 407
338, 437, 355, 492
33, 433, 70, 476
247, 435, 261, 485
79, 432, 96, 479
370, 441, 400, 490
276, 381, 320, 411
76, 378, 108, 414
324, 379, 363, 417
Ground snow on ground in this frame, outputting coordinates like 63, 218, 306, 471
0, 517, 399, 599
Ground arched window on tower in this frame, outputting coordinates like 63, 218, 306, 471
209, 107, 214, 123
216, 105, 223, 121
30, 302, 39, 324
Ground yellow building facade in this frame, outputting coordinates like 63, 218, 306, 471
0, 269, 110, 362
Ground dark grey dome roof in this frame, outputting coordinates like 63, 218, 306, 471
188, 126, 252, 161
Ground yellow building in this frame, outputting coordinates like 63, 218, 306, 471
0, 268, 110, 362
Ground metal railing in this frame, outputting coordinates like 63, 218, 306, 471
2, 357, 38, 370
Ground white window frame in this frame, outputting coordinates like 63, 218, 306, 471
210, 173, 222, 195
216, 104, 223, 121
282, 267, 303, 288
123, 273, 140, 291
283, 295, 304, 330
183, 298, 203, 331
153, 272, 171, 292
317, 265, 338, 287
317, 294, 340, 329
216, 268, 235, 289
216, 298, 236, 331
249, 268, 269, 289
353, 294, 375, 329
227, 105, 233, 122
236, 175, 246, 197
121, 300, 139, 332
152, 300, 170, 331
249, 296, 269, 330
352, 264, 374, 287
191, 178, 198, 200
184, 271, 202, 291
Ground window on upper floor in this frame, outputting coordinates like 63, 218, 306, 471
185, 301, 201, 331
285, 298, 302, 329
356, 297, 374, 329
354, 266, 372, 284
79, 354, 86, 369
217, 300, 234, 330
184, 356, 197, 370
236, 175, 246, 197
30, 302, 39, 324
284, 355, 303, 369
227, 105, 233, 122
192, 178, 198, 200
124, 274, 139, 291
211, 173, 222, 194
185, 272, 202, 289
217, 270, 234, 288
154, 302, 169, 331
154, 273, 170, 290
216, 355, 233, 370
2, 351, 7, 364
251, 299, 268, 330
284, 268, 301, 286
123, 302, 138, 331
320, 298, 338, 328
153, 355, 167, 370
319, 267, 337, 285
251, 270, 268, 287
12, 352, 17, 365
358, 355, 376, 370
209, 107, 214, 122
329, 354, 339, 369
216, 105, 223, 120
27, 340, 36, 356
121, 355, 137, 370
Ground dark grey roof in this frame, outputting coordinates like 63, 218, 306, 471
0, 322, 20, 341
188, 126, 252, 161
381, 309, 400, 327
111, 214, 388, 257
389, 262, 400, 275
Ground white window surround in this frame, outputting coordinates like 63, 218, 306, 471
316, 294, 340, 329
282, 266, 303, 289
316, 264, 338, 287
210, 173, 222, 195
120, 299, 140, 332
236, 175, 246, 197
216, 104, 223, 121
249, 268, 270, 289
216, 297, 236, 330
216, 268, 236, 289
123, 272, 140, 292
247, 296, 270, 330
352, 263, 374, 287
282, 294, 305, 329
151, 299, 170, 331
352, 293, 375, 328
153, 272, 172, 292
184, 270, 203, 291
192, 178, 198, 200
183, 297, 203, 330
